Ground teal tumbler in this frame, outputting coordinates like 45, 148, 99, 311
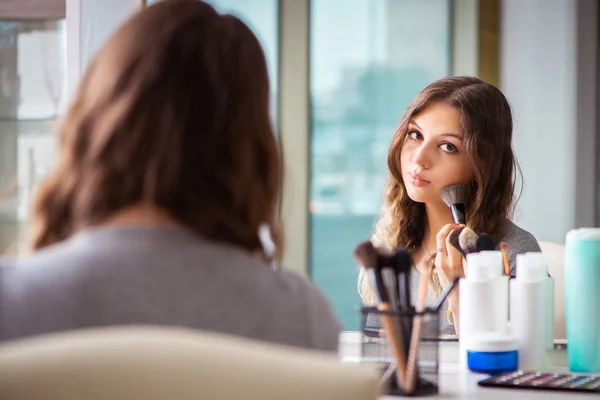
565, 228, 600, 372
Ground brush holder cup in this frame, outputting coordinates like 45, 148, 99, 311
360, 307, 440, 397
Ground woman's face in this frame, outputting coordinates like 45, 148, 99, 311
400, 102, 472, 205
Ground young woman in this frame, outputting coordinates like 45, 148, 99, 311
360, 76, 540, 335
0, 0, 340, 351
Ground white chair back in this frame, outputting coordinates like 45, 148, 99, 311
0, 327, 381, 400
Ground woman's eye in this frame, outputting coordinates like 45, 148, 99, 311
440, 143, 458, 153
408, 130, 422, 140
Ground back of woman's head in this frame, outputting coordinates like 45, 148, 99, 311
30, 0, 282, 259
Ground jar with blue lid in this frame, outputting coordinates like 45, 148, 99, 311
466, 332, 519, 375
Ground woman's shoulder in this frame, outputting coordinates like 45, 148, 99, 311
499, 220, 541, 252
498, 220, 541, 275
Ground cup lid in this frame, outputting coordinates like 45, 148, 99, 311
566, 228, 600, 243
516, 252, 548, 281
466, 332, 518, 352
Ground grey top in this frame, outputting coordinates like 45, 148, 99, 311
0, 226, 341, 351
369, 220, 541, 335
419, 220, 541, 334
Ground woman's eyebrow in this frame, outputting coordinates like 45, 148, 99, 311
408, 119, 421, 129
439, 133, 463, 141
409, 119, 463, 141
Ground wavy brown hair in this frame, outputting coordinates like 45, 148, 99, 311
360, 76, 518, 302
29, 0, 283, 260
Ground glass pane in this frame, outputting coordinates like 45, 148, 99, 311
146, 0, 279, 121
0, 21, 66, 256
309, 0, 451, 330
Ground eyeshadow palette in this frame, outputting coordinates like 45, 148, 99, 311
478, 370, 600, 393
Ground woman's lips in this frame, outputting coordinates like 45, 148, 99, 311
408, 172, 430, 187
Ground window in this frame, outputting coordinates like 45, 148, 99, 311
309, 0, 451, 329
0, 20, 66, 256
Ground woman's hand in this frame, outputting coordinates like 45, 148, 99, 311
435, 223, 466, 286
434, 223, 466, 334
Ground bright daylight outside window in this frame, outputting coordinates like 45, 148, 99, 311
0, 20, 65, 257
309, 0, 451, 329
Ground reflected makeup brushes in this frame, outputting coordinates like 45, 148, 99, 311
459, 227, 479, 254
448, 226, 480, 256
448, 226, 466, 257
441, 185, 468, 225
448, 227, 496, 256
476, 233, 495, 251
500, 242, 510, 275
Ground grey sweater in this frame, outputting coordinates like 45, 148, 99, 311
0, 226, 341, 351
368, 220, 541, 335
418, 220, 541, 334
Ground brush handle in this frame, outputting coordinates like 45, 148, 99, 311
501, 249, 510, 275
397, 272, 412, 359
450, 203, 466, 225
378, 303, 407, 391
432, 277, 460, 311
405, 311, 424, 394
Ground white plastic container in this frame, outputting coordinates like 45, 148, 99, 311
459, 252, 509, 367
524, 252, 554, 350
466, 332, 519, 374
480, 251, 509, 332
510, 253, 550, 370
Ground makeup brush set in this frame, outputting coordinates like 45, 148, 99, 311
354, 241, 458, 396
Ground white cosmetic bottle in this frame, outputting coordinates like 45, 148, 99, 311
459, 252, 508, 367
524, 252, 555, 350
510, 253, 551, 370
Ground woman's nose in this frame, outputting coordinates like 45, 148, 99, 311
412, 143, 430, 168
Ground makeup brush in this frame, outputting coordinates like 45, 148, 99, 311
448, 226, 466, 257
476, 233, 495, 251
458, 227, 479, 254
354, 242, 408, 390
354, 240, 387, 306
389, 248, 413, 362
432, 277, 461, 311
440, 185, 468, 225
405, 265, 430, 394
392, 249, 413, 314
500, 242, 510, 275
381, 268, 398, 310
375, 247, 400, 309
353, 240, 378, 271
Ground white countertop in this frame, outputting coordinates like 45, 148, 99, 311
339, 332, 595, 399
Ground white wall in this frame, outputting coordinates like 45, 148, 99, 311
500, 0, 583, 243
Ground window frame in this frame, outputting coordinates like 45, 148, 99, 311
0, 0, 65, 20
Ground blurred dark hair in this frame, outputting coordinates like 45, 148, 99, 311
30, 0, 283, 261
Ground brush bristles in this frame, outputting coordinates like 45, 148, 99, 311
448, 227, 466, 257
458, 227, 479, 254
440, 185, 468, 207
476, 233, 495, 251
376, 246, 395, 268
393, 249, 413, 273
354, 240, 378, 269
